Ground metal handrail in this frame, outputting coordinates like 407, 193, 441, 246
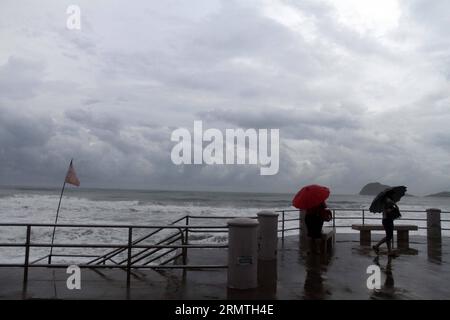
0, 242, 226, 249
160, 253, 184, 266
120, 229, 184, 265
275, 208, 450, 242
3, 263, 227, 269
275, 208, 450, 213
86, 215, 194, 265
144, 247, 179, 265
0, 221, 219, 228
174, 210, 450, 244
88, 227, 172, 265
185, 209, 450, 243
0, 220, 230, 287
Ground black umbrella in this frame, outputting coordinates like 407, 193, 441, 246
369, 186, 407, 213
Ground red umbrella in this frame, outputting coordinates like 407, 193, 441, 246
292, 184, 330, 210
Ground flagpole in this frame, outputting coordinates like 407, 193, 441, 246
49, 160, 71, 264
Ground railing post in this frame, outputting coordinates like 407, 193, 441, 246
333, 209, 336, 228
427, 208, 442, 262
281, 211, 285, 243
184, 215, 189, 264
182, 228, 187, 265
427, 208, 442, 241
23, 226, 31, 285
362, 209, 365, 225
126, 227, 132, 287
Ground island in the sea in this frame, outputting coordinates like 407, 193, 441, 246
426, 191, 450, 197
359, 182, 391, 195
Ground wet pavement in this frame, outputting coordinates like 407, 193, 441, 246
1, 233, 449, 299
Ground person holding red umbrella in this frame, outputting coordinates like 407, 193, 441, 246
292, 184, 332, 254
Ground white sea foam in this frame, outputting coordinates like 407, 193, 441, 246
1, 190, 449, 263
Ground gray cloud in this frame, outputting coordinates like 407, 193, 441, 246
0, 0, 450, 195
0, 56, 45, 100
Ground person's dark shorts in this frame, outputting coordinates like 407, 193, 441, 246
382, 218, 394, 241
305, 213, 323, 239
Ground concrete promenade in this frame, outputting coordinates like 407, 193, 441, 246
1, 233, 448, 299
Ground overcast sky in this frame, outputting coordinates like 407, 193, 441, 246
1, 0, 449, 195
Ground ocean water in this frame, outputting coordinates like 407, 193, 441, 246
1, 187, 450, 263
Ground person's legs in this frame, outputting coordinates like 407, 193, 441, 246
305, 214, 322, 254
373, 237, 386, 254
383, 218, 394, 254
386, 238, 392, 253
308, 237, 320, 254
374, 218, 393, 254
313, 215, 323, 254
305, 215, 316, 254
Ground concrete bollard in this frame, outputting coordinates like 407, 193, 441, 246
426, 208, 442, 262
227, 218, 259, 289
427, 208, 442, 241
257, 260, 277, 298
257, 211, 279, 261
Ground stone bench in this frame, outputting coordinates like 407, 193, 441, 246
351, 224, 418, 248
320, 227, 336, 255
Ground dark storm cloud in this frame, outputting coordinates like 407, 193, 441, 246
0, 106, 56, 184
0, 107, 53, 150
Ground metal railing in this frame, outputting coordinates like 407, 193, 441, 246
0, 220, 229, 287
275, 208, 450, 241
1, 208, 449, 287
86, 215, 188, 266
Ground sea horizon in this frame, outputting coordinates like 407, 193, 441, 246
1, 184, 449, 198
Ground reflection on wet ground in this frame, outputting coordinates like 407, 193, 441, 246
1, 234, 449, 299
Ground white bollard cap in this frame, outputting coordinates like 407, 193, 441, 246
257, 210, 279, 217
228, 218, 259, 227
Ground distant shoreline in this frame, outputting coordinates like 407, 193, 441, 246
425, 191, 450, 198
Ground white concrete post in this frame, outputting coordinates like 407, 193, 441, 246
227, 218, 259, 289
257, 211, 279, 261
427, 208, 442, 241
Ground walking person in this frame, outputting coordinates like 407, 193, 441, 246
369, 186, 406, 256
372, 197, 398, 256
